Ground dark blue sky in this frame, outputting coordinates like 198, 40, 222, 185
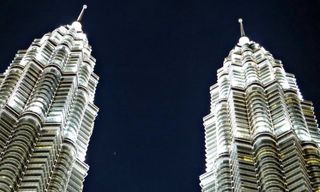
0, 0, 320, 191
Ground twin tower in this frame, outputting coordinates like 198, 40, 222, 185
200, 19, 320, 191
0, 6, 98, 192
0, 5, 319, 192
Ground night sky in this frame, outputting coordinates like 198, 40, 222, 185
0, 0, 320, 191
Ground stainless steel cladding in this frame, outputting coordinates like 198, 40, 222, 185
200, 20, 320, 192
0, 6, 99, 192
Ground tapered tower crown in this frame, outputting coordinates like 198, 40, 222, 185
0, 5, 99, 191
200, 19, 320, 192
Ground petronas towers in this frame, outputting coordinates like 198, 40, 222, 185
0, 4, 320, 192
200, 19, 320, 191
0, 5, 98, 192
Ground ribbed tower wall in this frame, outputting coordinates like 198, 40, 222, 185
200, 37, 320, 191
0, 20, 98, 192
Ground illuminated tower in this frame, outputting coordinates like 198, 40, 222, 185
199, 19, 320, 191
0, 5, 98, 192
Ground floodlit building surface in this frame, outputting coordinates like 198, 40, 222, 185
0, 5, 98, 192
200, 19, 320, 192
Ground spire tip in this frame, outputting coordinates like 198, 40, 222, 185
238, 18, 250, 45
77, 4, 88, 22
238, 18, 245, 37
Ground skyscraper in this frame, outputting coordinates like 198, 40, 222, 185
0, 5, 98, 192
199, 19, 320, 192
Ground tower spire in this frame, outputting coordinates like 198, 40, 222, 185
77, 5, 88, 22
238, 18, 245, 37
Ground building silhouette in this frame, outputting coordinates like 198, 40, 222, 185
0, 5, 98, 192
200, 19, 320, 191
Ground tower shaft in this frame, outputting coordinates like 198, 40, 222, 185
200, 30, 320, 191
0, 13, 98, 192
